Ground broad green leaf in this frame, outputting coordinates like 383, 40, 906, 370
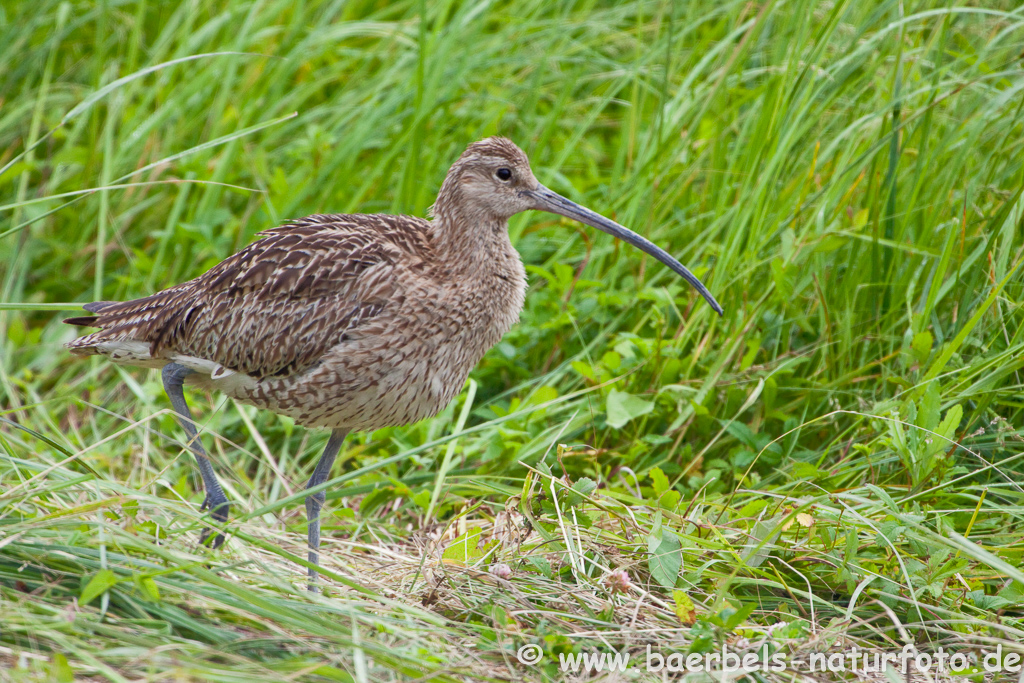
80, 569, 118, 606
930, 404, 963, 456
724, 602, 756, 629
918, 381, 941, 431
737, 498, 768, 519
968, 590, 1011, 611
874, 521, 905, 547
311, 665, 357, 681
659, 490, 681, 511
571, 360, 596, 381
844, 532, 858, 565
442, 529, 496, 565
136, 576, 160, 602
791, 462, 822, 480
528, 556, 552, 578
997, 581, 1024, 605
606, 389, 654, 429
649, 467, 669, 497
770, 258, 794, 300
672, 590, 696, 624
742, 519, 780, 568
412, 490, 432, 510
647, 530, 681, 589
740, 336, 760, 371
911, 330, 933, 364
530, 385, 559, 406
566, 477, 596, 506
937, 404, 963, 441
813, 234, 848, 253
359, 486, 395, 515
572, 477, 597, 497
51, 654, 73, 683
866, 484, 900, 513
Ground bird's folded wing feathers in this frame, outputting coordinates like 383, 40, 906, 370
66, 214, 427, 379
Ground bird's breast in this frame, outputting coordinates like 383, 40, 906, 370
408, 255, 528, 388
229, 255, 527, 431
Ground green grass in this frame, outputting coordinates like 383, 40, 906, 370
2, 0, 1024, 680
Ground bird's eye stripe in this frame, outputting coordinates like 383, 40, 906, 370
496, 168, 512, 181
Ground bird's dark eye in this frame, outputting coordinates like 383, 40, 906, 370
496, 167, 512, 181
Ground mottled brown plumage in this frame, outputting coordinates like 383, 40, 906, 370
65, 137, 721, 587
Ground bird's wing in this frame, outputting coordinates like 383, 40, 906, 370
66, 214, 430, 378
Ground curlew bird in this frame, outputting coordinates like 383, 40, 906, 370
65, 137, 722, 588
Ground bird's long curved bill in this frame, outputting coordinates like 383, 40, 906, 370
526, 186, 724, 316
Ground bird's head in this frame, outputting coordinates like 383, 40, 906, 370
433, 137, 723, 316
434, 137, 541, 221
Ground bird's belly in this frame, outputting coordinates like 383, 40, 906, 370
221, 331, 490, 431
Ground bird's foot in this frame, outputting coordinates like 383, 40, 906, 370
198, 495, 230, 549
198, 527, 225, 549
307, 561, 322, 593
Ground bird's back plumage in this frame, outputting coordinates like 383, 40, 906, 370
68, 214, 431, 378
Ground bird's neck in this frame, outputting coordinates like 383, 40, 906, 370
429, 200, 527, 349
428, 185, 528, 344
430, 197, 515, 274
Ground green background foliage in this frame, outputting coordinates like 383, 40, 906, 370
2, 0, 1023, 680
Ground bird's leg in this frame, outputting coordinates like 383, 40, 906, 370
304, 428, 348, 591
161, 362, 229, 548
